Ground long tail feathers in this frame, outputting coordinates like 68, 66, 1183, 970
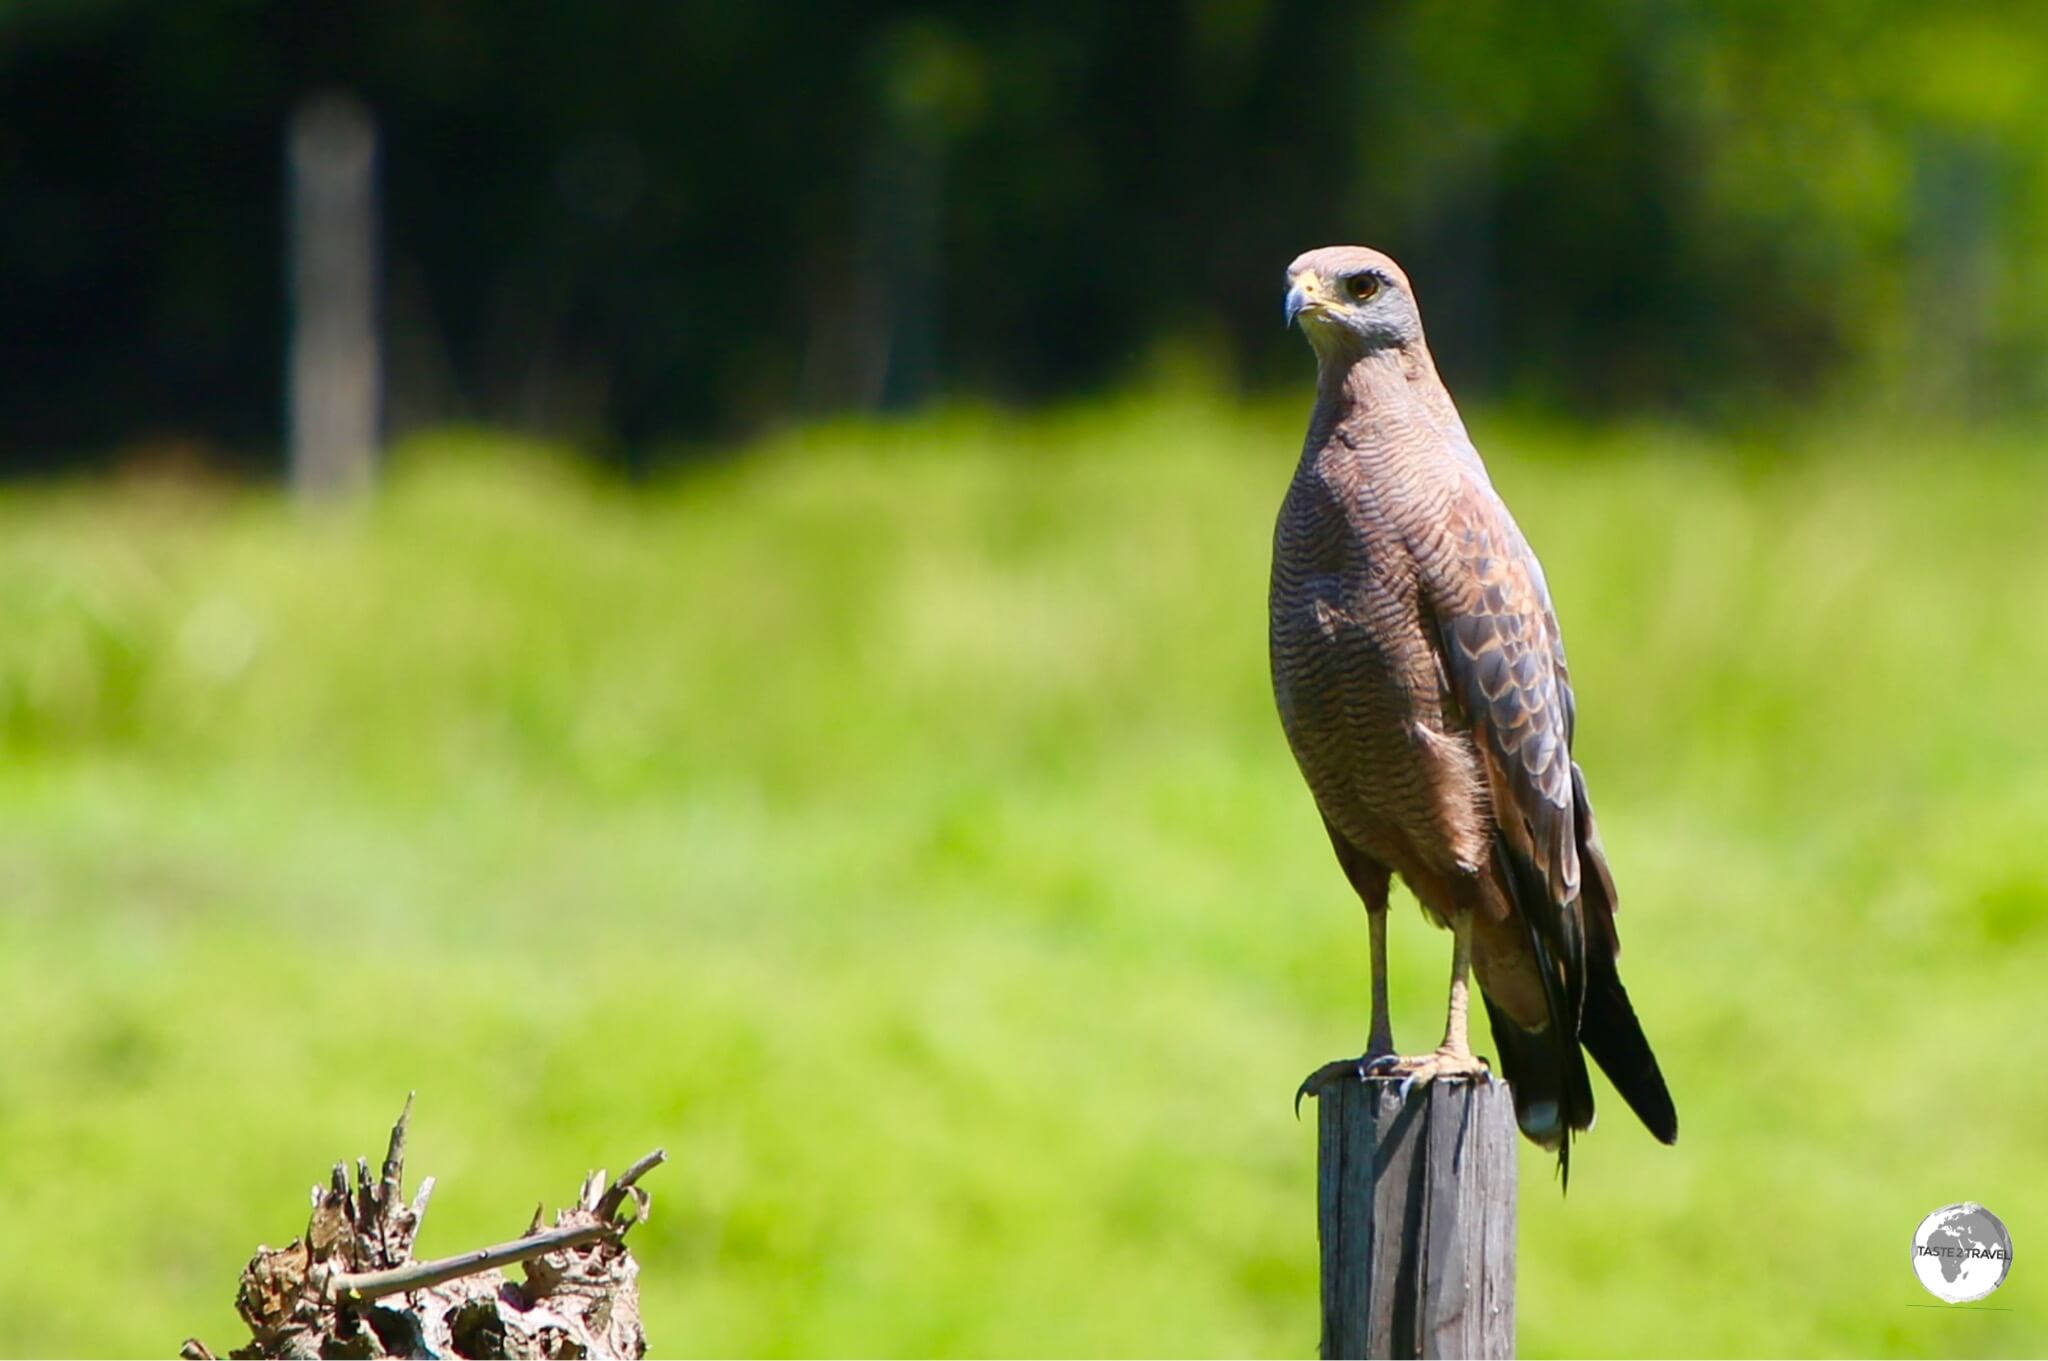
1570, 762, 1678, 1146
1488, 829, 1595, 1187
1484, 764, 1678, 1184
1580, 944, 1678, 1144
1482, 994, 1594, 1185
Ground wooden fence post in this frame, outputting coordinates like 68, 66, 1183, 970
1312, 1076, 1517, 1359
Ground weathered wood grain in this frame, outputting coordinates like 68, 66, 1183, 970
1314, 1076, 1516, 1359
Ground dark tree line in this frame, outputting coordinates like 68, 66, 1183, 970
3, 0, 2042, 472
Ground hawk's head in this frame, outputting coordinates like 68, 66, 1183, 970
1284, 245, 1423, 361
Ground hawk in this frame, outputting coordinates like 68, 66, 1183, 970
1271, 245, 1677, 1171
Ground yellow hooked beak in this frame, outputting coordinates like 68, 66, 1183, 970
1284, 271, 1330, 327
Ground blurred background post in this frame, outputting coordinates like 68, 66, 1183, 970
286, 89, 380, 501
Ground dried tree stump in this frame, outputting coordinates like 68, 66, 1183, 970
183, 1097, 664, 1360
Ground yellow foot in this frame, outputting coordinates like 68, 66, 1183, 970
1374, 1046, 1492, 1099
1294, 1047, 1492, 1115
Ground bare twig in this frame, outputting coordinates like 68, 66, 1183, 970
330, 1220, 618, 1304
596, 1148, 667, 1222
328, 1145, 665, 1303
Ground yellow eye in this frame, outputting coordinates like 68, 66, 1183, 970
1346, 274, 1381, 303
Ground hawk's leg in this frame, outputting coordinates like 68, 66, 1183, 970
1375, 908, 1490, 1088
1294, 904, 1400, 1111
1362, 906, 1396, 1061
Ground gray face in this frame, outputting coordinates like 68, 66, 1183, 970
1284, 258, 1425, 360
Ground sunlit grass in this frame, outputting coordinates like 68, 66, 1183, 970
0, 398, 2042, 1356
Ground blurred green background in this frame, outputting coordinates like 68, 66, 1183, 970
2, 3, 2046, 1358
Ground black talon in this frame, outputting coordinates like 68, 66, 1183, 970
1297, 1055, 1391, 1117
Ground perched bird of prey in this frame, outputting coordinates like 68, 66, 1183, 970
1271, 245, 1677, 1170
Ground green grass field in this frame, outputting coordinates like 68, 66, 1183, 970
0, 397, 2042, 1357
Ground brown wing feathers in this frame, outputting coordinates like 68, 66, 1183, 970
1430, 482, 1681, 1166
1431, 498, 1677, 1160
